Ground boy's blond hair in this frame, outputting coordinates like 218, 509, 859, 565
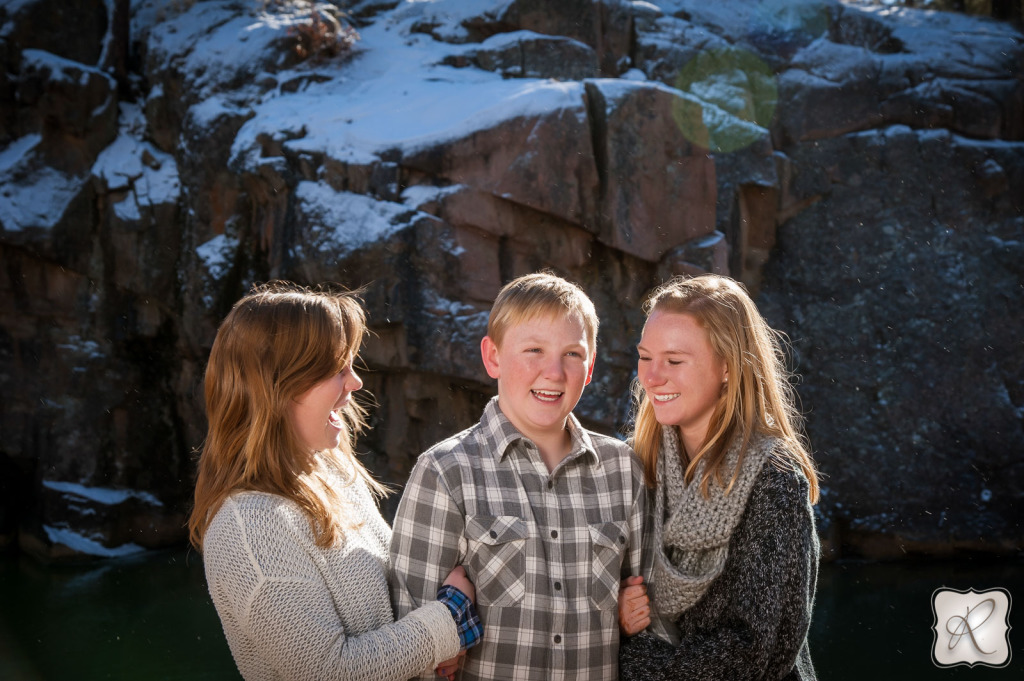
487, 272, 599, 351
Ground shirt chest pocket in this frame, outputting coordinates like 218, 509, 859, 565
465, 515, 528, 607
589, 520, 629, 611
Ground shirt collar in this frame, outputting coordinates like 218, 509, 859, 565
480, 396, 600, 467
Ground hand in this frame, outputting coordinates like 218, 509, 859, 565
443, 565, 475, 604
618, 575, 651, 636
436, 650, 466, 680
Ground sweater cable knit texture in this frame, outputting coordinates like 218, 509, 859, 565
202, 475, 460, 681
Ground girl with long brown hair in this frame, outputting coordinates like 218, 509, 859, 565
619, 274, 820, 680
189, 281, 480, 681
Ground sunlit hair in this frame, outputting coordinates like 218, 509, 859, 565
487, 271, 599, 352
188, 281, 386, 551
629, 274, 818, 503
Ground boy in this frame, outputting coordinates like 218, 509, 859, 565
390, 272, 646, 680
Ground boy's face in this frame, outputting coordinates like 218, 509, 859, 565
481, 312, 595, 444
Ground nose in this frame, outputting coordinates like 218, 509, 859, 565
542, 353, 566, 380
347, 368, 364, 392
640, 361, 664, 387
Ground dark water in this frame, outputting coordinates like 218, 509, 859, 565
1, 550, 1020, 680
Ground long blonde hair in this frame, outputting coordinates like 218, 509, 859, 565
189, 281, 386, 551
630, 275, 818, 503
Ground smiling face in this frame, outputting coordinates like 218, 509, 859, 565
287, 365, 364, 453
637, 310, 727, 448
481, 312, 595, 449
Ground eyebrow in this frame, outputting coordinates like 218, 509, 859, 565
636, 345, 693, 355
520, 335, 585, 347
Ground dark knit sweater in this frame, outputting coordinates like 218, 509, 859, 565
619, 456, 820, 681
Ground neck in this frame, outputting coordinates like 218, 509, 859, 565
676, 424, 707, 466
535, 428, 572, 473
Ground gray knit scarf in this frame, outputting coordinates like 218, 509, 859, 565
648, 425, 774, 643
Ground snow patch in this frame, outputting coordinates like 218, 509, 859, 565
92, 103, 180, 207
295, 182, 413, 254
55, 335, 105, 359
43, 480, 163, 507
196, 233, 239, 281
43, 525, 146, 558
401, 183, 464, 209
0, 165, 84, 232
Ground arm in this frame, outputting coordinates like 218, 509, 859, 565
204, 502, 459, 681
389, 454, 469, 678
619, 467, 818, 681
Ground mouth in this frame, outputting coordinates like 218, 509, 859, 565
651, 393, 680, 403
531, 389, 563, 403
328, 409, 344, 429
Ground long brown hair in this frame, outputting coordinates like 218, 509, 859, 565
630, 275, 818, 503
188, 281, 386, 551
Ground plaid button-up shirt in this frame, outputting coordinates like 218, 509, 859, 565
390, 397, 646, 681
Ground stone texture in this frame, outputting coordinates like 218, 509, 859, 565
586, 80, 718, 262
758, 126, 1024, 559
1, 0, 1022, 562
466, 31, 601, 80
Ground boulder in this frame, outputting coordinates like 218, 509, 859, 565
585, 80, 717, 262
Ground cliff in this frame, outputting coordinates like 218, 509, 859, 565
1, 0, 1021, 560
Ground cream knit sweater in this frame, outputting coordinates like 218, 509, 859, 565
202, 477, 460, 681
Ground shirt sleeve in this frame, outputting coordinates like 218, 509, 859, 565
389, 454, 469, 675
205, 502, 460, 681
625, 452, 648, 581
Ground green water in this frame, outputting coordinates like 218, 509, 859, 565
0, 550, 1020, 680
0, 549, 240, 681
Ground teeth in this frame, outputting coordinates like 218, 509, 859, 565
328, 410, 344, 427
532, 390, 562, 402
653, 393, 680, 402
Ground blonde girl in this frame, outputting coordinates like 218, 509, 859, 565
619, 274, 820, 681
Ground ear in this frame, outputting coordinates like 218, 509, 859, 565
480, 336, 501, 379
584, 354, 596, 386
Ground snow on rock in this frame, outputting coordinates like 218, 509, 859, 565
294, 181, 415, 255
92, 103, 180, 207
43, 525, 146, 558
196, 232, 239, 283
42, 480, 163, 507
0, 158, 84, 232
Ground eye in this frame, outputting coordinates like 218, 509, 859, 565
667, 360, 682, 366
525, 347, 542, 353
637, 355, 650, 362
566, 350, 582, 358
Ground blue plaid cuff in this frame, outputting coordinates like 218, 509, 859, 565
436, 584, 483, 651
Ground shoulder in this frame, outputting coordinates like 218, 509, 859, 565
413, 422, 485, 476
744, 438, 814, 525
205, 491, 311, 551
587, 429, 641, 470
581, 428, 646, 495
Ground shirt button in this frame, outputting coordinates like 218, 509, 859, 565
554, 635, 562, 644
489, 530, 497, 539
619, 535, 626, 545
547, 480, 554, 489
554, 581, 561, 591
550, 530, 558, 539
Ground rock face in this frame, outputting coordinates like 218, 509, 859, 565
0, 0, 1021, 560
